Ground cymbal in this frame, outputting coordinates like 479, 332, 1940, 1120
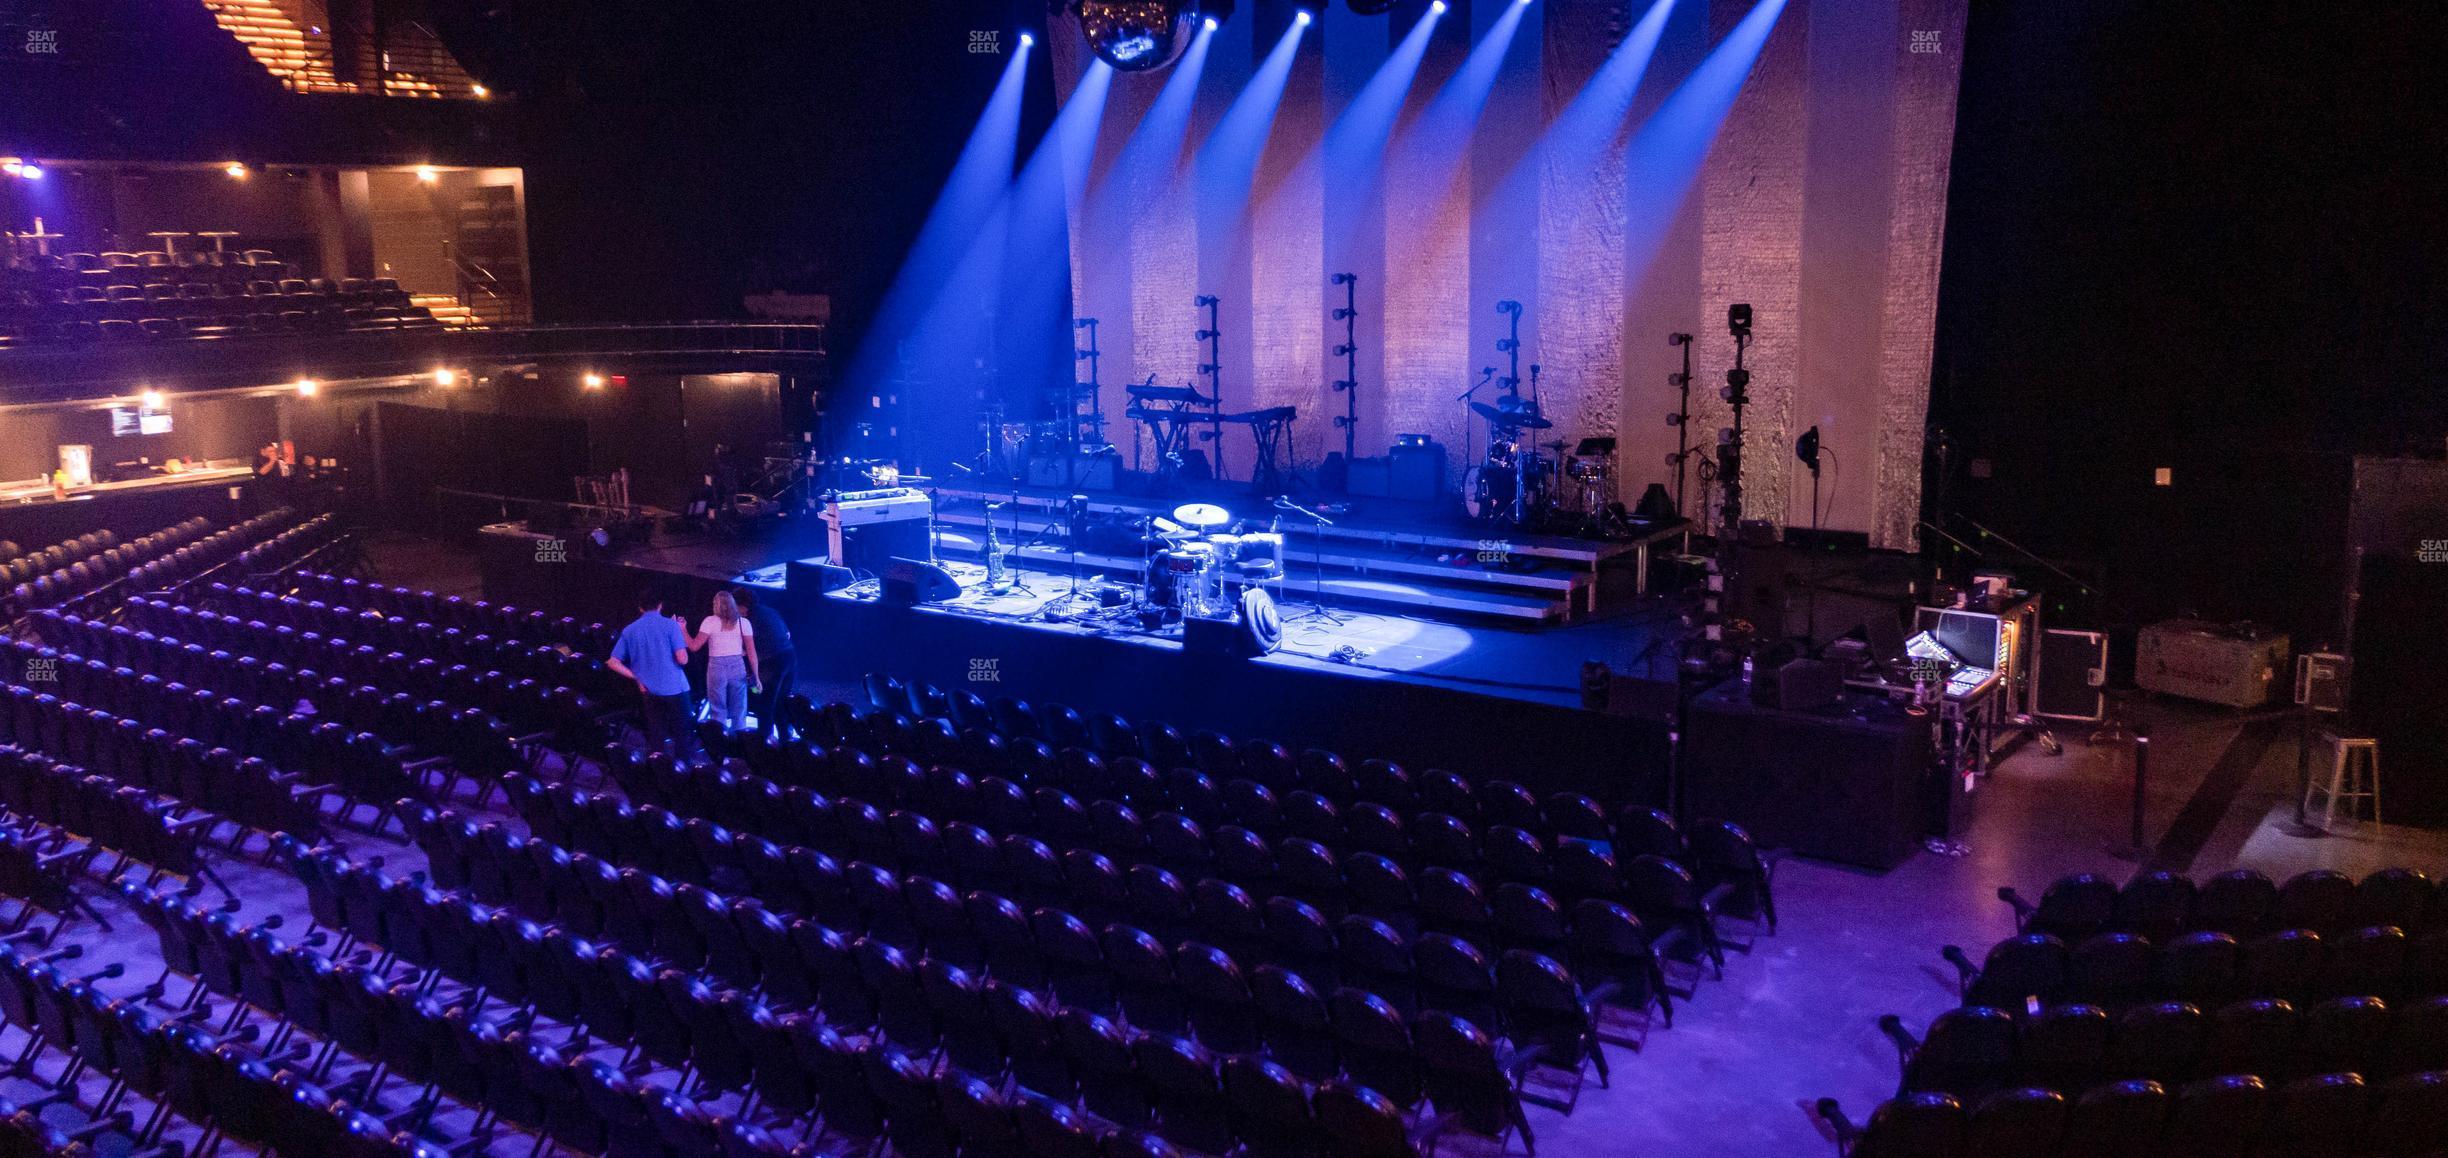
1171, 503, 1232, 530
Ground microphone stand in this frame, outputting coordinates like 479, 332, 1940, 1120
1271, 498, 1346, 626
1457, 367, 1495, 510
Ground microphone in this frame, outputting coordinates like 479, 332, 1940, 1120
1072, 317, 1099, 329
1195, 295, 1219, 307
1795, 425, 1822, 472
1668, 332, 1692, 346
1330, 272, 1356, 285
1495, 300, 1522, 315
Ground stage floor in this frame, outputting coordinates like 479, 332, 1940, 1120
746, 558, 1686, 711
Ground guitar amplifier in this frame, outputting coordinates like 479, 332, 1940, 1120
2136, 619, 2289, 709
1388, 439, 1446, 503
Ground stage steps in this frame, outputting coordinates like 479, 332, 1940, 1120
931, 502, 1578, 623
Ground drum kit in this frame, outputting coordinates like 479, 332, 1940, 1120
1140, 501, 1284, 624
1463, 396, 1617, 530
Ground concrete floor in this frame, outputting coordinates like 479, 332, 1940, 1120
15, 534, 2433, 1157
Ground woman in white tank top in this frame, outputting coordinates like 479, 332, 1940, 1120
688, 588, 761, 734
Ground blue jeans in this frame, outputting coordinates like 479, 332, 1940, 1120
706, 654, 750, 732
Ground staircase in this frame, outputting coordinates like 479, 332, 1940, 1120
410, 294, 476, 328
200, 0, 344, 92
197, 0, 484, 98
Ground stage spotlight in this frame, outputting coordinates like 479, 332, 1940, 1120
582, 373, 606, 391
433, 368, 458, 387
141, 389, 165, 409
1295, 8, 1312, 25
294, 378, 319, 397
471, 84, 489, 98
416, 165, 439, 183
16, 163, 42, 180
224, 162, 248, 179
1347, 0, 1396, 12
1019, 31, 1035, 48
1, 158, 19, 176
1429, 1, 1446, 13
1076, 0, 1228, 72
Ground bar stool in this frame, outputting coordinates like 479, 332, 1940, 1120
2304, 734, 2381, 828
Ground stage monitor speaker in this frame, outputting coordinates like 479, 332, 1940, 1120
880, 557, 961, 606
785, 556, 856, 598
1183, 588, 1281, 659
2036, 629, 2109, 721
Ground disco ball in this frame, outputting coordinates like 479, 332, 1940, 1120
1075, 0, 1230, 72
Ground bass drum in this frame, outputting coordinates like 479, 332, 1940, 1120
1463, 465, 1517, 520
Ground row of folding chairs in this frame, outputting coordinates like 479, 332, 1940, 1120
3, 516, 214, 620
682, 731, 1771, 930
1947, 924, 2448, 1011
0, 746, 218, 886
0, 666, 454, 831
259, 846, 1516, 1156
283, 570, 616, 654
593, 746, 1763, 961
21, 615, 539, 781
406, 803, 1635, 1100
1816, 1069, 2448, 1158
183, 580, 631, 705
1883, 995, 2448, 1101
503, 774, 1682, 1021
1999, 867, 2448, 943
0, 528, 117, 579
0, 679, 344, 838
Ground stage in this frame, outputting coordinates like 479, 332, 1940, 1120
474, 516, 1687, 797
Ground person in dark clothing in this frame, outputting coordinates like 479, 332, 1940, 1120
735, 587, 796, 741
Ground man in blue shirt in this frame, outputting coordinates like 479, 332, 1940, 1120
606, 590, 701, 760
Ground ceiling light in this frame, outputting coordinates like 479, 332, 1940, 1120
295, 378, 319, 397
582, 373, 606, 390
416, 165, 439, 183
224, 163, 248, 179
